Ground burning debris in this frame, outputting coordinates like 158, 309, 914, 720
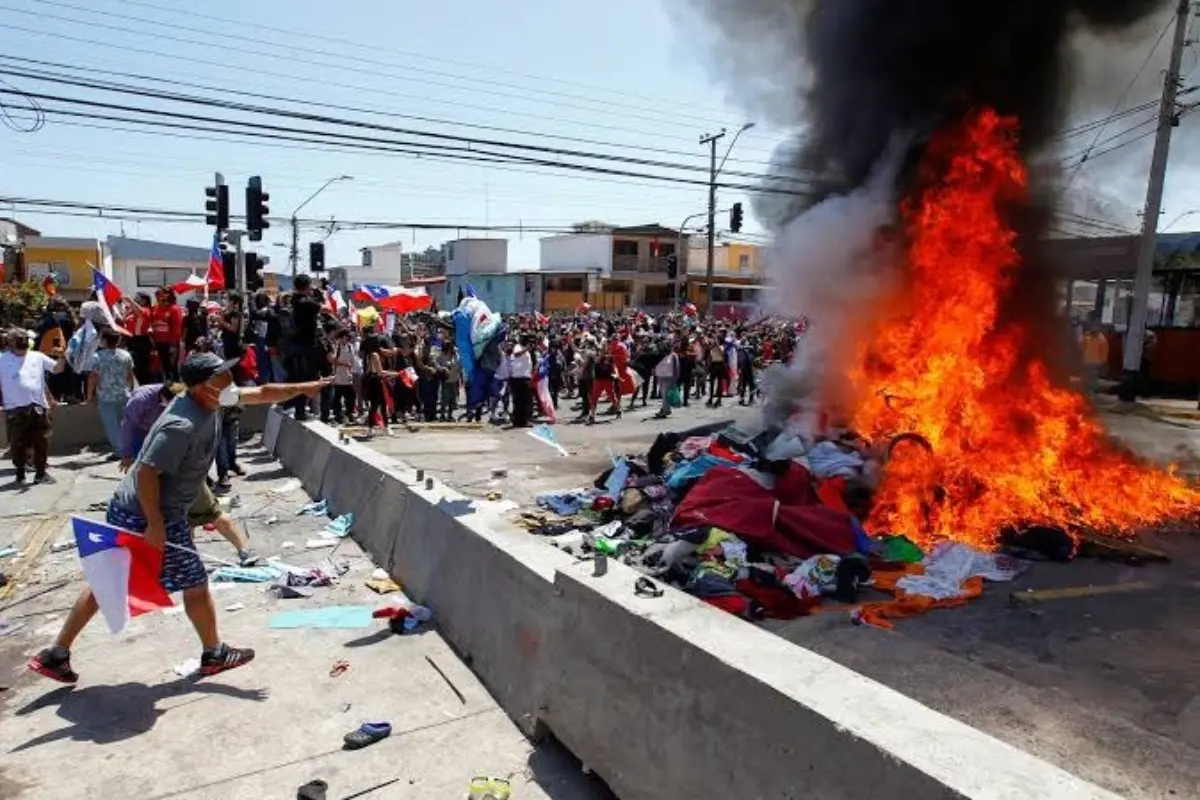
689, 0, 1200, 546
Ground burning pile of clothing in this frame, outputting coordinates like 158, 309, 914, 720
525, 419, 1030, 627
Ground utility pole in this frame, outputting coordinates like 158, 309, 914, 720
700, 129, 725, 316
289, 215, 300, 279
1120, 0, 1193, 401
233, 229, 247, 296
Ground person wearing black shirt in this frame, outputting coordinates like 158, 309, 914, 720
219, 293, 245, 362
286, 275, 323, 421
182, 299, 205, 357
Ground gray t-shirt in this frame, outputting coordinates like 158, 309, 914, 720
111, 394, 218, 523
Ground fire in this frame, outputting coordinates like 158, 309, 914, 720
847, 109, 1199, 546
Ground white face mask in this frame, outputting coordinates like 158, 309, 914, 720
218, 384, 241, 408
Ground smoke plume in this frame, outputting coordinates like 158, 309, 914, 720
686, 0, 1173, 227
684, 0, 1174, 421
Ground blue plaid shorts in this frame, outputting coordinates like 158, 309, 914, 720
106, 505, 208, 593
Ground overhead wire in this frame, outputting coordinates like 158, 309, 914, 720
1063, 10, 1175, 187
0, 65, 814, 187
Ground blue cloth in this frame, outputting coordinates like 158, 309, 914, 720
536, 491, 591, 516
850, 516, 872, 556
268, 605, 374, 629
466, 365, 494, 411
452, 308, 476, 379
665, 454, 738, 491
105, 504, 204, 593
605, 459, 632, 502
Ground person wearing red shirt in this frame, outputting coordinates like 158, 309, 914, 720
149, 288, 184, 380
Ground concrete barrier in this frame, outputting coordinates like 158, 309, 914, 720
267, 409, 1122, 800
1, 402, 269, 455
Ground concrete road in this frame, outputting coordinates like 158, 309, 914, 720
362, 392, 1200, 799
0, 446, 613, 800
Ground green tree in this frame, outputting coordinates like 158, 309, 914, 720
0, 280, 50, 329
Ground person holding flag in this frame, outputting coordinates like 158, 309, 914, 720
27, 352, 289, 683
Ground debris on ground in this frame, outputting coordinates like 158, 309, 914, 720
425, 654, 466, 704
0, 618, 26, 636
269, 478, 303, 495
173, 657, 200, 678
519, 419, 1088, 628
268, 605, 375, 630
468, 776, 513, 800
329, 659, 350, 678
49, 540, 76, 553
342, 721, 392, 750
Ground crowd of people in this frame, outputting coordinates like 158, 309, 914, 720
2, 279, 811, 685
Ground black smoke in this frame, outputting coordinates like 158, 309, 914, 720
687, 0, 1172, 228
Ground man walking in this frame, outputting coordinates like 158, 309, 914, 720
28, 352, 257, 683
0, 329, 67, 484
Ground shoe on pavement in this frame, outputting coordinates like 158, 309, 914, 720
28, 648, 78, 684
238, 549, 261, 567
199, 644, 256, 677
33, 472, 55, 485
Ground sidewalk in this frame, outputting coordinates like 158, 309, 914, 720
0, 444, 612, 800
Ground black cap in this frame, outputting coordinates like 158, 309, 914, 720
179, 352, 239, 387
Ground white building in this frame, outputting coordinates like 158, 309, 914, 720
539, 233, 613, 276
106, 237, 210, 296
443, 238, 508, 275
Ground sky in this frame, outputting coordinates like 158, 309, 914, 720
1, 0, 1197, 276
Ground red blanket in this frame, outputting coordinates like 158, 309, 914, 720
672, 464, 856, 558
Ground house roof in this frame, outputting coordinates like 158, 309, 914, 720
107, 236, 209, 261
611, 224, 681, 238
0, 217, 40, 238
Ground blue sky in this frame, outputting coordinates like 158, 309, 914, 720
0, 0, 784, 271
1, 0, 1197, 275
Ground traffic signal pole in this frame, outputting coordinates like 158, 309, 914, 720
289, 215, 299, 278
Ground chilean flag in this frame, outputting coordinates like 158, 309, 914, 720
352, 284, 432, 314
206, 233, 226, 291
92, 267, 124, 308
72, 517, 173, 633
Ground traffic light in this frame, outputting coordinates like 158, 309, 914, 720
246, 176, 270, 242
246, 252, 264, 291
205, 183, 229, 230
221, 250, 236, 288
309, 241, 325, 272
666, 252, 678, 281
730, 202, 744, 233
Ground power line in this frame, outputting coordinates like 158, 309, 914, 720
1064, 9, 1175, 187
0, 195, 621, 233
0, 54, 802, 175
30, 0, 755, 132
2, 3, 785, 156
0, 65, 814, 188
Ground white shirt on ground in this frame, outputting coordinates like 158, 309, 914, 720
0, 351, 57, 410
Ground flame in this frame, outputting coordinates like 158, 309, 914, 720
846, 109, 1199, 546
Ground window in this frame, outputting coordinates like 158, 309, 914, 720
136, 266, 196, 288
545, 276, 584, 293
362, 249, 372, 267
446, 243, 456, 261
712, 287, 746, 302
643, 285, 674, 305
738, 254, 750, 270
26, 261, 71, 286
612, 240, 638, 257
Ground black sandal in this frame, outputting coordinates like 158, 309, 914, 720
634, 577, 664, 598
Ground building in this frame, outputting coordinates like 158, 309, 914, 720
444, 238, 508, 275
539, 224, 685, 312
685, 241, 768, 318
21, 236, 106, 302
402, 246, 446, 278
441, 271, 542, 314
329, 242, 409, 290
106, 236, 211, 298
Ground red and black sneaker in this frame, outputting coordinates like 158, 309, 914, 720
27, 648, 78, 684
198, 644, 256, 677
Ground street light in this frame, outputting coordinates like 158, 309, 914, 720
290, 175, 353, 276
1164, 209, 1200, 231
701, 122, 755, 314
